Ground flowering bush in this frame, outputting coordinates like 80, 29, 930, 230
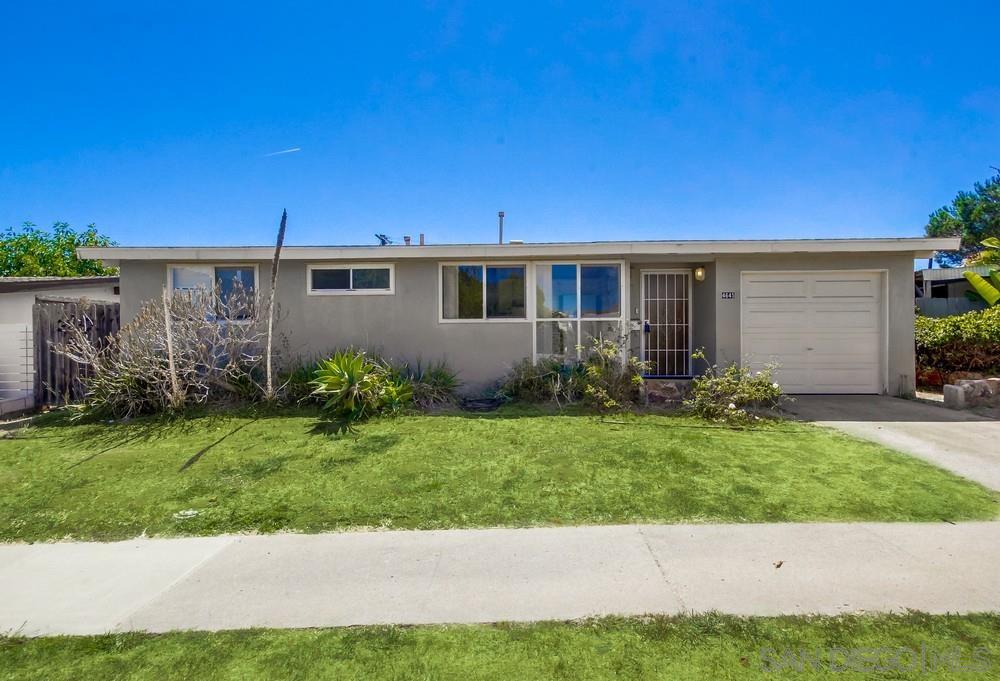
684, 349, 785, 426
579, 336, 650, 411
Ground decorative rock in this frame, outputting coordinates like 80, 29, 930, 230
943, 384, 967, 410
943, 377, 1000, 410
643, 379, 690, 404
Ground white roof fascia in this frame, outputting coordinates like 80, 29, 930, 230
78, 237, 961, 264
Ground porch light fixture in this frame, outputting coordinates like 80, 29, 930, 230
693, 266, 706, 282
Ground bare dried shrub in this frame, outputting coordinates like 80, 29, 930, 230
55, 283, 269, 418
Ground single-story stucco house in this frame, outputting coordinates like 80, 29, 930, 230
79, 237, 958, 396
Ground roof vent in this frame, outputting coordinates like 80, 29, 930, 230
508, 239, 524, 245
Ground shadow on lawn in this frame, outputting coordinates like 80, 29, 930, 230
179, 419, 260, 472
28, 407, 293, 470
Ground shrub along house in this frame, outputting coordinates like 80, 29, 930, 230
79, 237, 957, 396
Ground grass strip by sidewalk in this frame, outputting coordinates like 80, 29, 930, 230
2, 613, 998, 680
0, 405, 996, 542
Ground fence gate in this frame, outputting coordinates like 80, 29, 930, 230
33, 297, 120, 407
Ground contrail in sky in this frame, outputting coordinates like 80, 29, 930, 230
263, 147, 302, 157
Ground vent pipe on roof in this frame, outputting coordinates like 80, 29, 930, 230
498, 211, 505, 245
419, 233, 425, 246
403, 235, 412, 246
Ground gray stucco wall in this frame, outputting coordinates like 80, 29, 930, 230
119, 259, 531, 392
119, 260, 171, 322
712, 252, 916, 396
118, 252, 916, 395
275, 261, 531, 390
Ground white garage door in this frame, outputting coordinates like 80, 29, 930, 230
741, 271, 883, 394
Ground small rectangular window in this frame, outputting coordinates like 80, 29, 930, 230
215, 266, 256, 319
536, 320, 577, 359
171, 266, 213, 292
580, 265, 620, 318
352, 267, 391, 290
215, 267, 256, 303
307, 264, 394, 294
486, 266, 526, 318
312, 268, 350, 291
536, 264, 578, 318
442, 265, 484, 319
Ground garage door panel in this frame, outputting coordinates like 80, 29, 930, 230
807, 344, 880, 368
741, 271, 882, 394
810, 368, 880, 393
810, 307, 879, 329
742, 278, 809, 299
766, 367, 810, 393
811, 277, 879, 298
742, 308, 809, 330
742, 334, 805, 359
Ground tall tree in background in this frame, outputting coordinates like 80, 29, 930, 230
925, 171, 1000, 267
1, 222, 118, 276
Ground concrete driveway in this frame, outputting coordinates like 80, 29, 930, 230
787, 395, 1000, 490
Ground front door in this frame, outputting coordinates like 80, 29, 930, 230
641, 271, 691, 376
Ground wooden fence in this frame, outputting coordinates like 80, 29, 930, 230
33, 297, 120, 407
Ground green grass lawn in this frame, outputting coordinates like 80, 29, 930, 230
2, 614, 997, 680
0, 405, 995, 542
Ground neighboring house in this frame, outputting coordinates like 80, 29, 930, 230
0, 276, 120, 415
80, 237, 957, 396
914, 265, 991, 317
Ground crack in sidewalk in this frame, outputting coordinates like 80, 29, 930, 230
637, 526, 687, 611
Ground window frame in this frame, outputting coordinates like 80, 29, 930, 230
531, 261, 627, 361
437, 262, 530, 323
435, 259, 628, 363
306, 263, 395, 296
166, 263, 261, 323
167, 263, 260, 297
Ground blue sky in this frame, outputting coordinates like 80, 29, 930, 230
2, 1, 998, 246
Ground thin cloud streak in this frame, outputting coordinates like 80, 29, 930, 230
263, 147, 302, 157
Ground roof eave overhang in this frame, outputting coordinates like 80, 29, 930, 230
78, 238, 962, 264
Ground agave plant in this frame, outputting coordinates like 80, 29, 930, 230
964, 237, 1000, 307
310, 349, 413, 428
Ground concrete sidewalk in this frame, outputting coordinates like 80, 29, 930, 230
3, 522, 998, 637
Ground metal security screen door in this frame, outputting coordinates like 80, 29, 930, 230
641, 271, 691, 376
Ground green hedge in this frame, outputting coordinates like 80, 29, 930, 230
915, 306, 1000, 373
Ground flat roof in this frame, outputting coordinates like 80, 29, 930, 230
78, 237, 959, 263
0, 275, 119, 293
